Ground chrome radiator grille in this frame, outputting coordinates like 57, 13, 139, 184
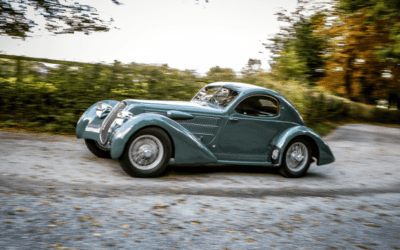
99, 101, 126, 144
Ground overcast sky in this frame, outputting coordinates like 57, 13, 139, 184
1, 0, 299, 74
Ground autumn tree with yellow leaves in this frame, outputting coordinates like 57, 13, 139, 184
316, 1, 400, 107
267, 0, 400, 107
316, 10, 396, 103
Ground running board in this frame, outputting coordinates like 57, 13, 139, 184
217, 160, 273, 166
168, 158, 280, 167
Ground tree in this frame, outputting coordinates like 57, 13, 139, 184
316, 8, 400, 105
206, 66, 236, 82
246, 59, 261, 71
0, 0, 124, 38
292, 15, 328, 83
271, 44, 308, 81
266, 0, 329, 84
241, 59, 261, 76
0, 0, 211, 38
340, 0, 400, 63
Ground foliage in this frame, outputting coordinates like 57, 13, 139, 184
1, 56, 399, 137
340, 0, 400, 63
0, 0, 211, 38
266, 0, 400, 107
205, 66, 237, 82
241, 59, 261, 76
266, 0, 329, 85
292, 15, 328, 83
270, 44, 308, 81
315, 7, 400, 105
0, 0, 124, 38
0, 57, 201, 134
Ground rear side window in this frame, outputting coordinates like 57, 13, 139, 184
235, 95, 279, 117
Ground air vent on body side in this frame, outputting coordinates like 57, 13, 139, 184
177, 116, 221, 143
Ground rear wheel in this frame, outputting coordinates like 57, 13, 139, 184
84, 139, 111, 158
279, 139, 312, 178
119, 127, 172, 178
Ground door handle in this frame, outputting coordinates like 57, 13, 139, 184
229, 117, 238, 121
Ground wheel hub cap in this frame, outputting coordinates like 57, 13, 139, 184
291, 151, 304, 162
140, 145, 153, 158
128, 135, 164, 170
286, 142, 308, 172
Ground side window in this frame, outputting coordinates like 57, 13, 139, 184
234, 95, 279, 117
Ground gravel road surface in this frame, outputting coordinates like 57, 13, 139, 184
0, 124, 399, 249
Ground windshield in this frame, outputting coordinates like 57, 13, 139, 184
191, 86, 239, 108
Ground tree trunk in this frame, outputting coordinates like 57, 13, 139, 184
344, 55, 355, 98
388, 93, 398, 109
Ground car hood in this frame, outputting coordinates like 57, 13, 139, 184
123, 99, 225, 115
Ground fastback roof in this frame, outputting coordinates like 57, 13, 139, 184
207, 82, 280, 97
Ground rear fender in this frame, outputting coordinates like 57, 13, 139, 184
76, 100, 119, 140
272, 126, 335, 166
110, 113, 218, 164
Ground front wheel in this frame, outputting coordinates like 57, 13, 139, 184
119, 127, 172, 178
85, 139, 111, 158
279, 139, 312, 178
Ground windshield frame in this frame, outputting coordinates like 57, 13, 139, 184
191, 85, 240, 108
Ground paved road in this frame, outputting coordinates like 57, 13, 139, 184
0, 124, 399, 249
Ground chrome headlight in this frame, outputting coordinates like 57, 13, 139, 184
96, 102, 113, 119
115, 110, 134, 126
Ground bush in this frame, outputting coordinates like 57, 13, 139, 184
1, 57, 399, 136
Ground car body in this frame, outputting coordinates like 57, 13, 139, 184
76, 82, 334, 178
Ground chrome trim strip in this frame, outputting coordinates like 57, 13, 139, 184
192, 132, 214, 136
144, 111, 166, 115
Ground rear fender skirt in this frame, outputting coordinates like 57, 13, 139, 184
271, 126, 335, 166
110, 113, 218, 164
76, 100, 119, 140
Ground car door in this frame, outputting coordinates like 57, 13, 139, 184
217, 95, 285, 162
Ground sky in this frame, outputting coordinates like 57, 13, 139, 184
1, 0, 300, 75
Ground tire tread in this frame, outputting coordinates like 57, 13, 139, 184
85, 139, 111, 158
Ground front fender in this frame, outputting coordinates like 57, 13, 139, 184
110, 113, 218, 164
272, 126, 335, 166
76, 100, 119, 140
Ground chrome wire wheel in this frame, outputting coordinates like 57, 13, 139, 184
285, 142, 309, 172
119, 127, 171, 178
128, 135, 164, 170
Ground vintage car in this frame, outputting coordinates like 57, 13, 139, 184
76, 82, 334, 178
